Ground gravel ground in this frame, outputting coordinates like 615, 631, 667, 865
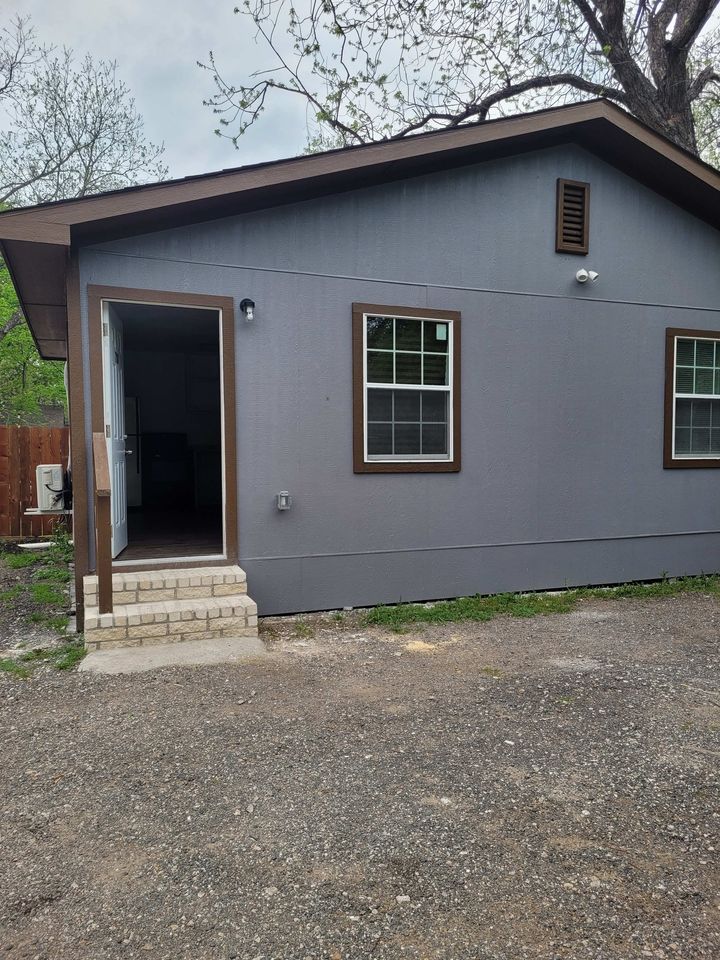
1, 593, 719, 959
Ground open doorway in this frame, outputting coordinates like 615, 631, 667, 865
105, 301, 224, 561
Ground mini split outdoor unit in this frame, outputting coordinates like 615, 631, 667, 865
35, 464, 64, 512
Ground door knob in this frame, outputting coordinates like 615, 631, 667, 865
121, 449, 133, 455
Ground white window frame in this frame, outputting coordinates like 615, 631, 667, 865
363, 310, 455, 464
672, 332, 720, 461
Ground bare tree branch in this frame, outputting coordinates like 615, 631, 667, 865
0, 40, 168, 207
201, 0, 720, 161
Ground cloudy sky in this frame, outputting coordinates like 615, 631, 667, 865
17, 0, 311, 180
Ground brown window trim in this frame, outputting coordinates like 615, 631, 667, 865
352, 302, 461, 474
555, 178, 590, 255
664, 326, 720, 469
86, 285, 239, 563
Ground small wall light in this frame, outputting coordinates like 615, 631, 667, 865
575, 269, 599, 284
240, 298, 256, 321
276, 491, 292, 511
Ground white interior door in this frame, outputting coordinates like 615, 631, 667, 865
102, 303, 128, 557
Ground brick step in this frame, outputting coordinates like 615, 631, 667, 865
84, 593, 257, 651
83, 565, 247, 607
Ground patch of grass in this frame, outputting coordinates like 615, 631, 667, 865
580, 574, 720, 601
44, 528, 73, 566
331, 611, 345, 623
27, 612, 69, 632
32, 565, 72, 584
0, 584, 25, 605
4, 552, 40, 569
480, 666, 504, 678
53, 640, 86, 671
365, 590, 576, 630
294, 620, 314, 639
28, 582, 65, 607
0, 657, 31, 679
363, 575, 720, 630
16, 637, 85, 672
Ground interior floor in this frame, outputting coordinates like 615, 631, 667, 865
115, 509, 223, 561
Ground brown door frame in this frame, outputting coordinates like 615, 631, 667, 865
86, 284, 239, 572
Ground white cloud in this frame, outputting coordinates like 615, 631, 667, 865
15, 0, 310, 178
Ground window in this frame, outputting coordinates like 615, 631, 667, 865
664, 328, 720, 468
556, 179, 590, 255
353, 303, 461, 473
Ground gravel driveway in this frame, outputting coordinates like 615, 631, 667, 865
1, 593, 719, 959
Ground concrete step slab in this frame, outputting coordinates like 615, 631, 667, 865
79, 634, 268, 675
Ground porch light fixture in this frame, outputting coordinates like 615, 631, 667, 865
240, 298, 255, 321
276, 491, 292, 511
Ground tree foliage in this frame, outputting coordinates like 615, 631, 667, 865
0, 16, 167, 206
0, 15, 168, 420
0, 260, 65, 424
202, 0, 720, 160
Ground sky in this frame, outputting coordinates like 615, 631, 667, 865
9, 2, 720, 183
13, 0, 311, 180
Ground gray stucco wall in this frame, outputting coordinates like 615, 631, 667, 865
78, 144, 720, 614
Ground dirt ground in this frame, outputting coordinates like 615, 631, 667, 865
0, 592, 719, 959
0, 548, 66, 652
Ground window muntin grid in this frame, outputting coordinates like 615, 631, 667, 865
674, 336, 720, 458
364, 314, 453, 461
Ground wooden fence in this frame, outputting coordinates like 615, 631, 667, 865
0, 425, 70, 538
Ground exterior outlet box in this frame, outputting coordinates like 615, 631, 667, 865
36, 465, 64, 512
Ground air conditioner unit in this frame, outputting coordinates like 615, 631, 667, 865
36, 464, 64, 512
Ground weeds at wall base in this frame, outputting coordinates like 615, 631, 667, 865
364, 574, 720, 631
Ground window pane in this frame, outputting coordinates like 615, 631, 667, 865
394, 390, 421, 421
422, 391, 447, 422
394, 423, 421, 455
423, 354, 448, 385
395, 318, 422, 351
422, 423, 447, 455
676, 339, 695, 365
676, 400, 720, 455
696, 340, 715, 367
675, 399, 692, 426
692, 428, 710, 452
367, 351, 393, 383
695, 368, 714, 394
424, 321, 448, 353
367, 422, 392, 455
675, 427, 691, 453
676, 367, 694, 393
396, 352, 421, 384
366, 316, 393, 350
367, 388, 392, 421
692, 400, 712, 427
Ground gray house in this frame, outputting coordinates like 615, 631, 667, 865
2, 99, 720, 651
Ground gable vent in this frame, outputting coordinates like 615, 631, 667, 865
556, 179, 590, 254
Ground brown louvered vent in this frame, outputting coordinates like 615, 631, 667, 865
556, 179, 590, 254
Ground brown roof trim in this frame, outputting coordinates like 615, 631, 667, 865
1, 98, 719, 360
1, 99, 718, 241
